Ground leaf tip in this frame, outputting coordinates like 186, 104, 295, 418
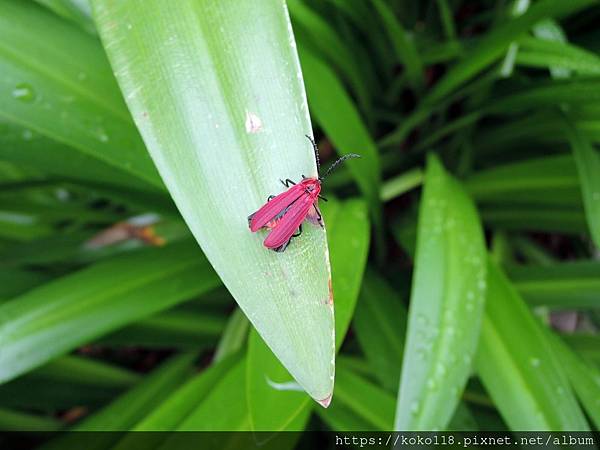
316, 393, 333, 408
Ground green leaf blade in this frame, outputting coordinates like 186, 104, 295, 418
395, 155, 487, 430
93, 0, 335, 403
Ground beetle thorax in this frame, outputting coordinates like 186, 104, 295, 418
300, 178, 321, 198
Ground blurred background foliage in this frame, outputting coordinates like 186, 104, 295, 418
1, 0, 600, 446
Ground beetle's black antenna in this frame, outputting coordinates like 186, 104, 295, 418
320, 153, 361, 180
305, 134, 320, 171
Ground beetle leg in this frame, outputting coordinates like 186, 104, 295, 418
280, 179, 296, 188
273, 240, 290, 253
267, 195, 276, 202
292, 224, 303, 238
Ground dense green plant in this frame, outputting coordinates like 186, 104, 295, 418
1, 0, 599, 444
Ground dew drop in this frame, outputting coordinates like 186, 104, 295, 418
436, 363, 447, 376
12, 83, 36, 102
21, 129, 33, 141
530, 357, 541, 368
95, 127, 109, 143
416, 314, 428, 326
426, 379, 437, 390
410, 401, 420, 415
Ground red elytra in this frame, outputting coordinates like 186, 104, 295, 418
248, 136, 360, 252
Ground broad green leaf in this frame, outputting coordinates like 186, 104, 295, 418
552, 335, 600, 428
0, 0, 161, 189
246, 199, 370, 429
40, 353, 196, 450
476, 260, 589, 430
508, 261, 600, 309
354, 269, 407, 391
0, 241, 220, 383
564, 116, 600, 248
298, 46, 383, 245
395, 155, 487, 431
93, 0, 334, 403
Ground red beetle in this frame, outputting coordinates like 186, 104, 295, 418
248, 136, 360, 252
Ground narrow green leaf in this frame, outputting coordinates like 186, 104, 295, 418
517, 36, 600, 75
508, 261, 600, 309
0, 269, 49, 302
465, 154, 579, 205
288, 0, 371, 113
40, 353, 195, 450
476, 260, 589, 430
93, 0, 334, 403
33, 355, 140, 389
34, 0, 95, 34
176, 358, 249, 431
564, 116, 600, 248
0, 241, 220, 383
380, 0, 597, 146
552, 335, 600, 428
426, 0, 597, 103
0, 121, 150, 191
354, 269, 407, 391
0, 407, 62, 432
371, 0, 423, 88
563, 334, 600, 366
380, 168, 424, 202
246, 330, 311, 432
316, 401, 375, 431
246, 199, 370, 429
76, 353, 195, 431
395, 154, 487, 431
113, 353, 241, 442
480, 204, 586, 235
0, 0, 161, 189
214, 308, 250, 362
435, 0, 457, 40
97, 310, 225, 348
299, 46, 383, 245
